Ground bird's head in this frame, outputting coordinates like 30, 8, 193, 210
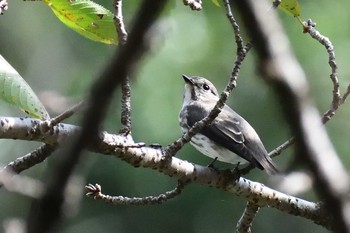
182, 74, 219, 106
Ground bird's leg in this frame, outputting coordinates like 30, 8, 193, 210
231, 162, 242, 178
207, 157, 218, 169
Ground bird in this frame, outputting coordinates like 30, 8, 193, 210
179, 74, 279, 175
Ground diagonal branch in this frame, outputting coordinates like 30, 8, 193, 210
164, 2, 251, 158
1, 144, 57, 177
26, 1, 169, 233
234, 1, 350, 233
0, 116, 334, 230
223, 0, 244, 51
236, 202, 260, 233
265, 19, 350, 160
48, 101, 86, 127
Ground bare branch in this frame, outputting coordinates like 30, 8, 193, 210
223, 0, 244, 51
236, 202, 260, 233
234, 1, 350, 232
0, 116, 336, 229
1, 144, 57, 176
258, 20, 347, 159
119, 77, 132, 135
304, 19, 340, 112
269, 137, 295, 158
164, 7, 251, 158
49, 101, 86, 127
86, 181, 186, 205
341, 84, 350, 104
26, 1, 169, 233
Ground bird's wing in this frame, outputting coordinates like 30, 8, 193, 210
185, 104, 260, 167
205, 118, 261, 168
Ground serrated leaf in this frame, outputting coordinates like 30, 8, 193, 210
0, 55, 50, 120
278, 0, 301, 17
43, 0, 117, 45
211, 0, 220, 7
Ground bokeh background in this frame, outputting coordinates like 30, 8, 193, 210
1, 0, 350, 232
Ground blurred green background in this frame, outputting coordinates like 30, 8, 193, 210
1, 0, 349, 232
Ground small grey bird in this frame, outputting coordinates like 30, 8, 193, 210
179, 74, 278, 175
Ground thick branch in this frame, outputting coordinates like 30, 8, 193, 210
0, 116, 333, 230
2, 144, 57, 175
236, 202, 260, 233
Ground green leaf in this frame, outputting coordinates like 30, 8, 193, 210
211, 0, 221, 7
277, 0, 301, 17
43, 0, 117, 45
0, 55, 50, 120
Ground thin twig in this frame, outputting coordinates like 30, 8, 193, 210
114, 0, 128, 45
119, 78, 132, 135
259, 20, 349, 160
223, 0, 244, 51
49, 101, 86, 127
235, 1, 350, 233
164, 3, 250, 158
303, 19, 343, 125
1, 144, 57, 177
86, 181, 186, 205
0, 116, 336, 230
236, 202, 260, 233
341, 84, 350, 104
304, 19, 340, 111
114, 0, 132, 135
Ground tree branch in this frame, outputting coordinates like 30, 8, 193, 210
164, 3, 251, 159
1, 144, 57, 177
26, 1, 169, 233
48, 101, 85, 127
0, 116, 335, 230
85, 181, 186, 205
114, 0, 132, 135
234, 1, 350, 232
236, 202, 260, 233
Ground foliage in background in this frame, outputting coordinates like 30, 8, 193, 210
0, 55, 49, 119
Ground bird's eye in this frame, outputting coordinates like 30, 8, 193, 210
203, 83, 210, 91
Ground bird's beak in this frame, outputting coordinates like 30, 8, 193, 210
182, 74, 194, 85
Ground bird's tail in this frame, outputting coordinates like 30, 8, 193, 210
260, 157, 280, 175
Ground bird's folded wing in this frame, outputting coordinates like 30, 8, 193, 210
185, 104, 257, 165
202, 120, 258, 165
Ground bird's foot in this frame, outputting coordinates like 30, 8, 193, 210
230, 165, 241, 180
